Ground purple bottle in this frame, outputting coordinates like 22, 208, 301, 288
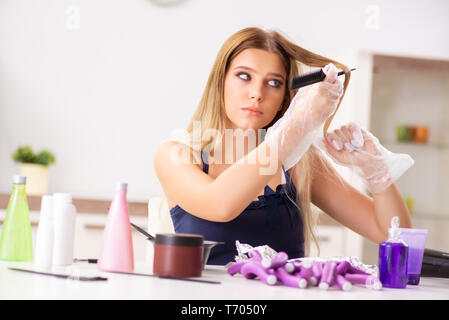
378, 216, 408, 289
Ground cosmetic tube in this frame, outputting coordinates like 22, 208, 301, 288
400, 228, 428, 285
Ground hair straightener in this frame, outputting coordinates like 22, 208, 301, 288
289, 67, 356, 90
421, 248, 449, 278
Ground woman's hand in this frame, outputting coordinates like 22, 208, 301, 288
322, 122, 383, 175
265, 63, 344, 171
317, 122, 415, 194
292, 63, 344, 129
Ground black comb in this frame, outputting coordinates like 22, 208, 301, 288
290, 68, 355, 90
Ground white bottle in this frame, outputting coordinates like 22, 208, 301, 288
34, 195, 54, 269
52, 193, 76, 266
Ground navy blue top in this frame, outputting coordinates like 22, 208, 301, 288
169, 151, 305, 265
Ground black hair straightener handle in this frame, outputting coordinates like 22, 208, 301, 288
421, 248, 449, 278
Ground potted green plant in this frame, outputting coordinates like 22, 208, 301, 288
12, 146, 56, 195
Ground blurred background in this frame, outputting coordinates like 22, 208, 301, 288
1, 0, 448, 262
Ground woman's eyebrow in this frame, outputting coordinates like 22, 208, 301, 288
233, 65, 285, 80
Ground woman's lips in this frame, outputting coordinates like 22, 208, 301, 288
241, 106, 263, 116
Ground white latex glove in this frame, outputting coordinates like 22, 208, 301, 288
265, 63, 344, 171
315, 122, 414, 194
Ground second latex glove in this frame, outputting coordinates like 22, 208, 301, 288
316, 122, 414, 194
264, 63, 344, 171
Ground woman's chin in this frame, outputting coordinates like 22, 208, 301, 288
233, 120, 266, 132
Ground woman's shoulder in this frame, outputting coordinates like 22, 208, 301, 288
153, 140, 203, 171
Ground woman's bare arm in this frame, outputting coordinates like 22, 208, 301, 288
310, 157, 411, 244
153, 140, 281, 222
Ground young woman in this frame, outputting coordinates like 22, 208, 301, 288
154, 27, 413, 265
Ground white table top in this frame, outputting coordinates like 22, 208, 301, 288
1, 261, 448, 300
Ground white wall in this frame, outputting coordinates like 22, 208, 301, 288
1, 0, 449, 201
370, 69, 449, 217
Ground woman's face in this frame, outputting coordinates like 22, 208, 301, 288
223, 48, 287, 131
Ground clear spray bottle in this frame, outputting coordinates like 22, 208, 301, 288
378, 216, 409, 288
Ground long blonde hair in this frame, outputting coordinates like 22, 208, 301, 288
185, 27, 351, 256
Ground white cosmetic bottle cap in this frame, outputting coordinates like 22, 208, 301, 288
116, 182, 128, 191
13, 175, 26, 184
53, 193, 72, 204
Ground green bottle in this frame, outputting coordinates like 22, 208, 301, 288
0, 176, 33, 261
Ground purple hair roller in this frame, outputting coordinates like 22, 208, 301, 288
227, 261, 247, 276
249, 249, 263, 262
319, 261, 337, 290
284, 262, 295, 273
241, 261, 277, 286
248, 249, 271, 269
275, 266, 307, 289
299, 265, 312, 279
346, 265, 371, 276
335, 274, 352, 291
264, 251, 288, 269
289, 260, 310, 274
298, 263, 316, 286
344, 273, 382, 290
299, 260, 313, 270
312, 261, 323, 280
291, 260, 302, 273
250, 249, 273, 269
336, 261, 350, 275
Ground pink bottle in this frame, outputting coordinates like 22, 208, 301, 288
98, 182, 134, 273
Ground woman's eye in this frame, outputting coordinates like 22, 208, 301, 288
236, 73, 282, 88
268, 79, 282, 88
237, 72, 250, 80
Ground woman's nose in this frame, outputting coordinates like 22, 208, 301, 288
249, 82, 264, 102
